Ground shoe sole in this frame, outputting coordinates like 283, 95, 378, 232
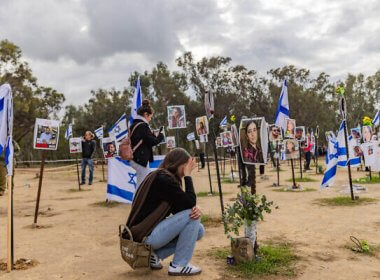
168, 271, 202, 276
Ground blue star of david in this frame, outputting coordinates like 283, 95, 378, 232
128, 172, 137, 189
114, 125, 121, 133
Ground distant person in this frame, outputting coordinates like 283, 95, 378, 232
81, 131, 96, 185
303, 133, 312, 171
130, 100, 164, 188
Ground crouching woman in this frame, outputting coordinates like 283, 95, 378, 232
126, 148, 204, 276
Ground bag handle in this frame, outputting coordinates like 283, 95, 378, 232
119, 224, 134, 242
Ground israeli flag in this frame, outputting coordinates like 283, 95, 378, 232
373, 111, 379, 126
106, 156, 164, 203
220, 116, 227, 127
65, 124, 73, 140
187, 132, 195, 141
94, 126, 104, 139
108, 113, 128, 142
274, 80, 290, 131
130, 76, 142, 124
337, 121, 347, 167
0, 84, 14, 175
321, 137, 338, 188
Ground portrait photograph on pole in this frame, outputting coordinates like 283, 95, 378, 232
196, 116, 209, 136
284, 118, 296, 139
69, 137, 82, 153
239, 117, 268, 165
101, 137, 118, 159
268, 124, 283, 142
33, 119, 60, 150
167, 105, 186, 129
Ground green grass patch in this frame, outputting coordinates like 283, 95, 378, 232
90, 200, 121, 208
353, 176, 380, 184
197, 191, 228, 197
346, 239, 380, 257
221, 177, 238, 184
201, 214, 222, 227
314, 196, 377, 207
286, 177, 317, 182
211, 242, 298, 277
273, 187, 316, 193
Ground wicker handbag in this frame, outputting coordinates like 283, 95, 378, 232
119, 225, 152, 269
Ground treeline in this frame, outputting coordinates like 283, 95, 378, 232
1, 40, 379, 161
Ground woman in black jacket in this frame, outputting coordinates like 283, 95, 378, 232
127, 148, 203, 276
130, 100, 164, 187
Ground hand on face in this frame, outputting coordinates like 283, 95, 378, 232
183, 157, 197, 176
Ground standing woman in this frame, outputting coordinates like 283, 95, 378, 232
130, 100, 164, 187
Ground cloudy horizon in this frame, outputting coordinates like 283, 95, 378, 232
1, 0, 379, 107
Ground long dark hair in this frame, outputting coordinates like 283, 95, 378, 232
159, 148, 191, 183
137, 99, 154, 116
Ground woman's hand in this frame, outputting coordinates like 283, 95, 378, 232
183, 157, 197, 176
189, 206, 202, 220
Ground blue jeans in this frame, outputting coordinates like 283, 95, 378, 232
81, 158, 94, 184
145, 209, 205, 266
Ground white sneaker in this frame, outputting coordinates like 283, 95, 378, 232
168, 262, 202, 276
150, 252, 163, 270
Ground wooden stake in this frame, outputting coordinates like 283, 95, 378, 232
7, 175, 13, 272
34, 151, 46, 225
276, 141, 280, 186
75, 154, 81, 191
290, 158, 296, 188
101, 159, 105, 182
205, 143, 213, 194
298, 141, 303, 179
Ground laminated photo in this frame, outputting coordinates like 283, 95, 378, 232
196, 116, 209, 136
239, 117, 268, 165
167, 105, 186, 129
166, 136, 176, 149
101, 137, 118, 159
33, 118, 60, 150
69, 137, 82, 153
284, 118, 296, 139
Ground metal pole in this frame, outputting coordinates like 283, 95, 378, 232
76, 154, 81, 190
34, 150, 46, 224
211, 121, 224, 214
298, 141, 303, 179
342, 120, 355, 200
290, 158, 297, 188
315, 138, 319, 174
7, 175, 13, 271
276, 141, 280, 186
205, 143, 213, 194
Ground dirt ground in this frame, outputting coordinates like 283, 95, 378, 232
0, 158, 379, 280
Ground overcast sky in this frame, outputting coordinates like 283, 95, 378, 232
1, 0, 379, 106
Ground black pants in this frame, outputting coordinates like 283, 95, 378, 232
305, 151, 311, 170
199, 152, 205, 168
237, 148, 247, 186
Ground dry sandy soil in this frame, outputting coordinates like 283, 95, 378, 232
0, 159, 379, 280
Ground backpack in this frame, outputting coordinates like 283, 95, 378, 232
119, 122, 144, 161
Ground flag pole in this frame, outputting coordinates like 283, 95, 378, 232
34, 150, 46, 225
276, 141, 280, 186
7, 175, 13, 272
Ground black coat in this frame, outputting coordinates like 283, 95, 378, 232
130, 119, 164, 167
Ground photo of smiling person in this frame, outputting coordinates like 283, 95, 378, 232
239, 118, 265, 165
362, 125, 372, 143
284, 118, 296, 139
269, 124, 282, 142
168, 106, 186, 129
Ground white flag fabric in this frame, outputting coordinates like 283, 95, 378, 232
187, 132, 195, 141
373, 111, 379, 126
106, 156, 164, 203
94, 126, 104, 139
108, 113, 128, 142
0, 84, 13, 175
65, 124, 73, 140
321, 137, 338, 188
130, 76, 142, 124
274, 80, 289, 131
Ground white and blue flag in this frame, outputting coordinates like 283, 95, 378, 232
65, 124, 73, 140
321, 137, 338, 188
130, 76, 143, 124
106, 156, 164, 203
94, 126, 104, 139
0, 84, 14, 175
108, 113, 128, 142
220, 116, 227, 127
274, 80, 290, 131
373, 111, 379, 126
187, 132, 195, 141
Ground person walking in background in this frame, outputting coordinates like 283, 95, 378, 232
81, 131, 96, 185
130, 99, 164, 188
303, 133, 312, 171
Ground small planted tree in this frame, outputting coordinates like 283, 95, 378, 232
223, 187, 275, 261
